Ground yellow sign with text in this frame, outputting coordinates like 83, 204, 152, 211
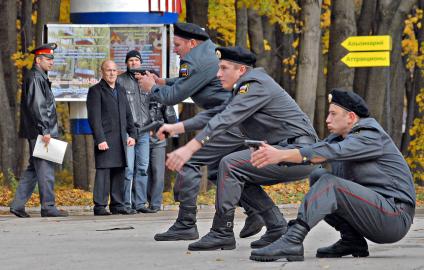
341, 35, 392, 51
341, 51, 390, 67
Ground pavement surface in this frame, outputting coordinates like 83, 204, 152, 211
0, 206, 423, 270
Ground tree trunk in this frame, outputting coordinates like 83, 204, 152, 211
0, 51, 17, 186
295, 0, 322, 122
36, 0, 61, 46
315, 42, 328, 138
326, 0, 356, 93
186, 0, 209, 28
262, 17, 279, 79
402, 0, 424, 153
353, 0, 378, 98
247, 8, 266, 68
235, 0, 248, 48
277, 31, 296, 96
365, 0, 416, 131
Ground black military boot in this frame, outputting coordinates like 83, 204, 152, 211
188, 211, 236, 251
239, 212, 265, 238
250, 206, 288, 249
316, 222, 369, 258
250, 219, 309, 262
315, 215, 369, 258
154, 205, 199, 241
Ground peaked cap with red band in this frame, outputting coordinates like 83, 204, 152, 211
31, 43, 57, 59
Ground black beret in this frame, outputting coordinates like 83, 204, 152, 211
215, 46, 256, 66
125, 50, 142, 63
329, 88, 370, 118
31, 43, 57, 59
174, 22, 209, 41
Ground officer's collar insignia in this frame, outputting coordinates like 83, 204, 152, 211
328, 93, 333, 103
238, 83, 249, 94
180, 63, 190, 77
216, 50, 222, 59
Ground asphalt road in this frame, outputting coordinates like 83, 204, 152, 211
0, 207, 423, 270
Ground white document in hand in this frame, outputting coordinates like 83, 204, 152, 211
33, 135, 68, 164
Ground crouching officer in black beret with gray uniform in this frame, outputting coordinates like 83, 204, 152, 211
249, 89, 416, 262
159, 46, 319, 251
138, 23, 265, 241
10, 43, 68, 218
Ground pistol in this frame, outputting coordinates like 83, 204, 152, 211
129, 68, 159, 76
244, 140, 266, 150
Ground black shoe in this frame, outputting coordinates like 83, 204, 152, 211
110, 207, 136, 215
316, 238, 369, 258
149, 206, 160, 213
250, 206, 287, 249
136, 206, 156, 213
154, 225, 199, 241
41, 209, 69, 217
188, 211, 236, 251
250, 220, 309, 262
188, 230, 236, 251
240, 213, 265, 238
10, 208, 30, 218
94, 208, 112, 216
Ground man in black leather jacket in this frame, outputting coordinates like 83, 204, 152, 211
117, 50, 153, 213
147, 101, 177, 212
10, 43, 68, 218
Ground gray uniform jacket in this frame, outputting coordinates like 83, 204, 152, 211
299, 117, 416, 206
149, 39, 231, 109
19, 66, 59, 139
185, 68, 318, 145
117, 71, 151, 131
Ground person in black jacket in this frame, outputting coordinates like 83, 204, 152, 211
10, 43, 68, 218
117, 50, 152, 214
87, 60, 136, 216
147, 101, 177, 212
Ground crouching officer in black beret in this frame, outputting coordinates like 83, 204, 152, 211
250, 89, 416, 262
10, 43, 68, 218
159, 46, 319, 251
138, 23, 266, 241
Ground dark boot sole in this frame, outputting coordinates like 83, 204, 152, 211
188, 243, 236, 251
250, 254, 304, 262
316, 250, 369, 258
154, 234, 199, 241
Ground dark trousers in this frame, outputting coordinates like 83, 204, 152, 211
173, 127, 248, 207
93, 167, 126, 211
11, 139, 57, 211
147, 137, 166, 209
298, 172, 415, 243
216, 146, 317, 215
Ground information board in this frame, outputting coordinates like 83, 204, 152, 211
46, 24, 167, 101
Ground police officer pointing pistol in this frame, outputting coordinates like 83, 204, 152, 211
249, 89, 416, 262
137, 23, 265, 242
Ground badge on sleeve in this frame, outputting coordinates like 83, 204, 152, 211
179, 63, 190, 77
238, 83, 249, 94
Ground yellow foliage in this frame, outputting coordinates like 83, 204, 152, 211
407, 87, 424, 183
264, 39, 271, 51
32, 10, 37, 24
60, 0, 71, 23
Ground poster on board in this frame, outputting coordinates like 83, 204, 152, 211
46, 24, 167, 101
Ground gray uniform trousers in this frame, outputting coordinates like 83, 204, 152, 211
216, 146, 318, 215
174, 127, 263, 212
147, 137, 167, 209
298, 171, 414, 243
11, 139, 57, 211
93, 167, 126, 211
